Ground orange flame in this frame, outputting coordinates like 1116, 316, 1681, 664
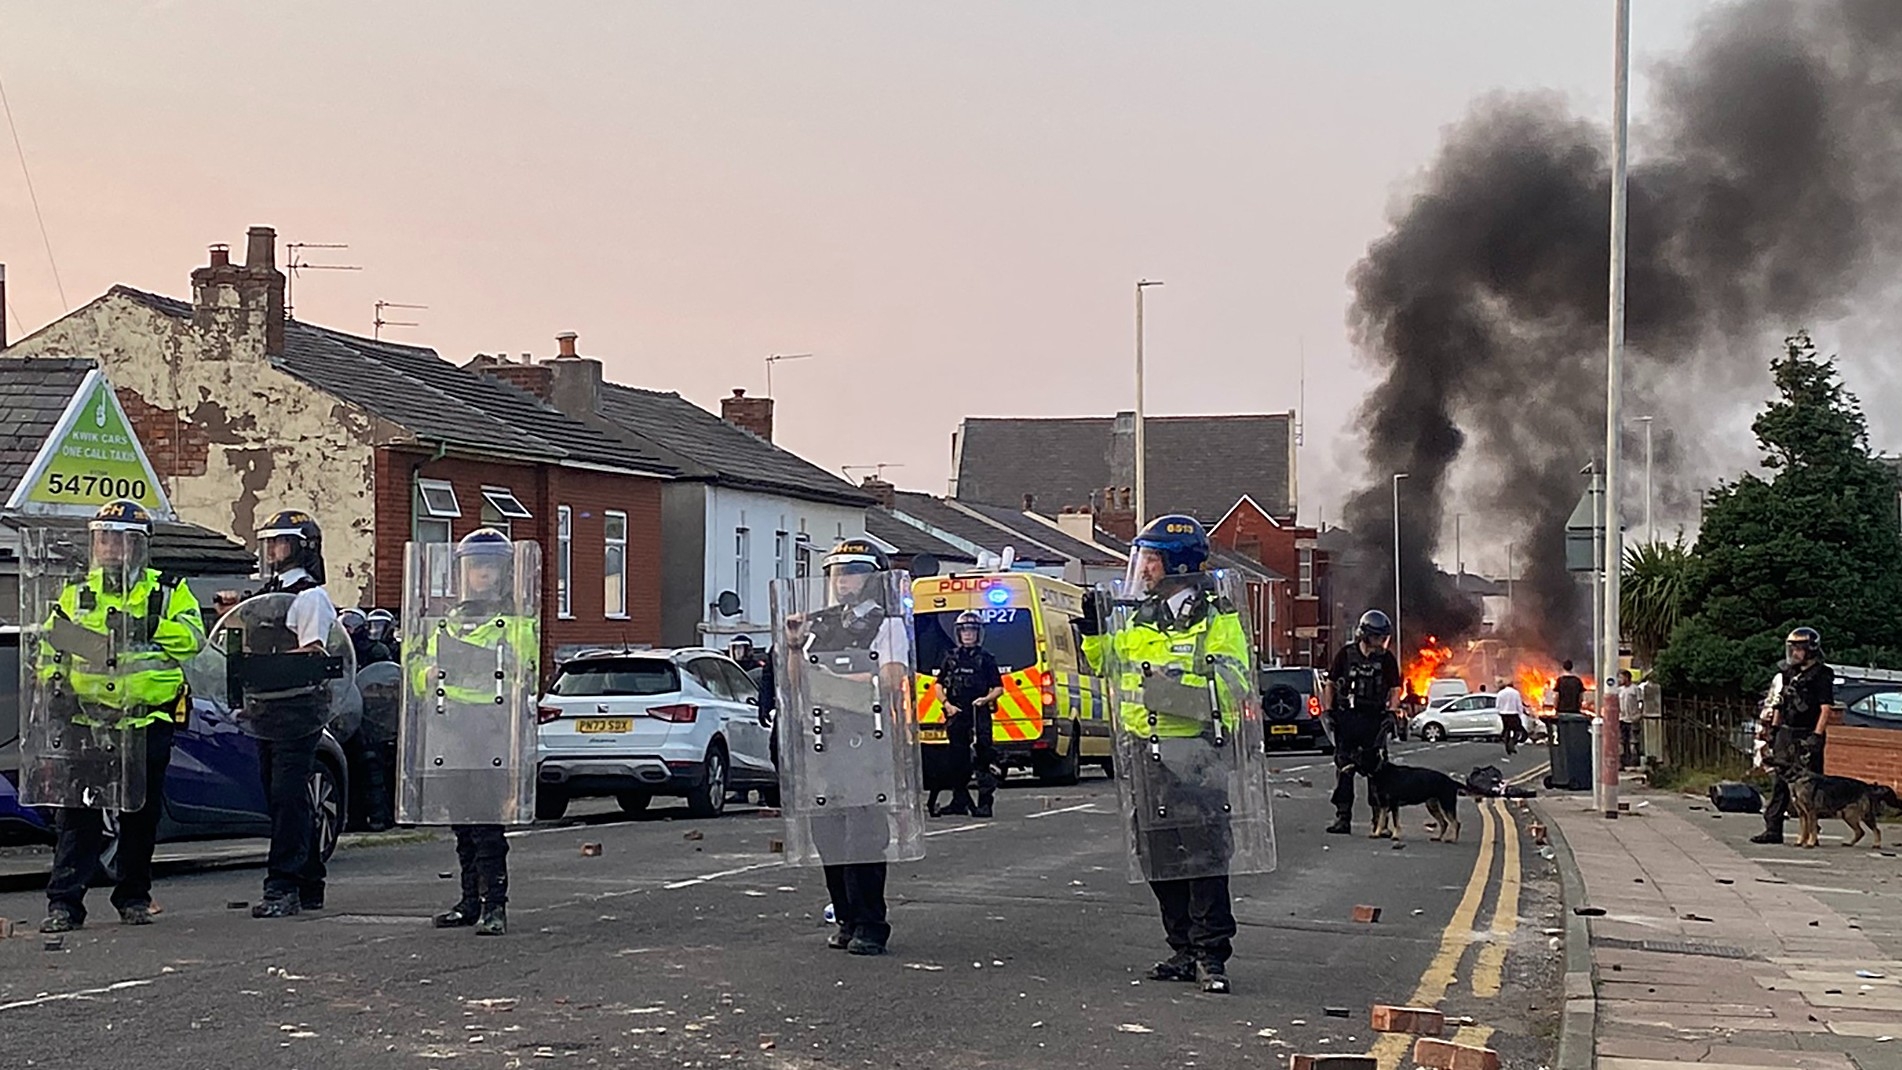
1403, 636, 1455, 698
1402, 637, 1597, 712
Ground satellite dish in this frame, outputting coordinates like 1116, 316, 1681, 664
910, 553, 940, 578
715, 590, 742, 617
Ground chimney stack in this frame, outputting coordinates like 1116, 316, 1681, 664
245, 226, 276, 271
1022, 493, 1037, 513
721, 388, 775, 442
1098, 485, 1138, 542
557, 331, 578, 358
190, 226, 285, 357
860, 475, 896, 509
207, 244, 230, 267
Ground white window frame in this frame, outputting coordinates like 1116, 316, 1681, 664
417, 478, 462, 520
414, 479, 461, 598
479, 485, 531, 539
1298, 547, 1314, 598
734, 527, 752, 609
795, 532, 812, 579
557, 505, 574, 619
604, 510, 628, 620
774, 530, 790, 581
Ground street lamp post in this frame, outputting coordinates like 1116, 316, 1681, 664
1134, 280, 1164, 524
1637, 416, 1655, 544
1597, 0, 1632, 819
1392, 472, 1409, 663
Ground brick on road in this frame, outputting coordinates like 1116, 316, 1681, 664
1370, 1003, 1444, 1035
1412, 1037, 1502, 1070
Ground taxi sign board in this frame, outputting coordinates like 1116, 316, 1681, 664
3, 368, 174, 520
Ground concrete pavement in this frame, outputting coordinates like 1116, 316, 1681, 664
0, 740, 1558, 1070
1539, 776, 1902, 1070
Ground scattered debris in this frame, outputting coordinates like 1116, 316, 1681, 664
581, 843, 603, 858
1371, 1005, 1445, 1036
0, 919, 13, 939
1297, 778, 1313, 788
768, 839, 785, 854
1031, 1021, 1045, 1029
1352, 905, 1382, 924
684, 830, 705, 841
43, 935, 63, 952
465, 998, 517, 1011
438, 872, 455, 880
1528, 822, 1548, 845
1681, 913, 1713, 923
1857, 970, 1886, 979
905, 963, 946, 972
1275, 789, 1295, 799
1572, 907, 1606, 917
1324, 1006, 1350, 1018
1115, 1024, 1153, 1034
1412, 1036, 1501, 1070
226, 900, 251, 910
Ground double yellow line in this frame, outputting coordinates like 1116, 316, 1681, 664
1365, 763, 1542, 1069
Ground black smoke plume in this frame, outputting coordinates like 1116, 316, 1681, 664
1340, 0, 1902, 660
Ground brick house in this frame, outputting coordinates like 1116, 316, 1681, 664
1, 227, 678, 674
1210, 495, 1333, 667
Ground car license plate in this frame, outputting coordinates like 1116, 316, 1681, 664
1270, 724, 1299, 736
920, 728, 948, 743
576, 718, 632, 734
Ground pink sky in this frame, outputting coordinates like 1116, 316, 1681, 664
2, 2, 1715, 536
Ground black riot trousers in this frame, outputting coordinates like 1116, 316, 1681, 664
451, 824, 510, 908
1763, 728, 1826, 836
47, 720, 176, 921
823, 862, 889, 946
1149, 876, 1236, 966
947, 704, 999, 813
259, 727, 325, 901
1330, 712, 1390, 819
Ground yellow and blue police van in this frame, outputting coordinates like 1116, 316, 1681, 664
912, 571, 1113, 785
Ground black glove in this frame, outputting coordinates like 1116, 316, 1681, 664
1077, 597, 1101, 637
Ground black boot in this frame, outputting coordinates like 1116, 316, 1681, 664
1750, 829, 1784, 845
826, 928, 853, 950
1325, 812, 1352, 835
251, 893, 301, 919
1195, 960, 1230, 994
475, 905, 507, 936
41, 907, 81, 933
434, 901, 480, 928
973, 791, 994, 819
1148, 951, 1195, 982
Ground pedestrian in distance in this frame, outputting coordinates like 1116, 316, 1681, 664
1496, 678, 1527, 756
1616, 670, 1644, 769
1323, 610, 1403, 836
36, 501, 205, 932
1553, 660, 1586, 715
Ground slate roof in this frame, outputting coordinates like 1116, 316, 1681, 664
110, 287, 676, 476
0, 356, 95, 492
887, 491, 1068, 567
596, 383, 869, 507
954, 412, 1295, 525
1083, 527, 1283, 582
864, 508, 977, 565
951, 500, 1123, 566
0, 516, 254, 576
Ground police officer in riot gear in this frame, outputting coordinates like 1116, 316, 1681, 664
932, 610, 1005, 818
1324, 610, 1403, 835
422, 529, 537, 936
250, 509, 341, 918
1752, 626, 1835, 846
38, 501, 205, 932
365, 607, 400, 661
781, 539, 914, 956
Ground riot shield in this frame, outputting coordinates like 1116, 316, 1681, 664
15, 527, 147, 811
204, 593, 356, 741
1102, 569, 1275, 883
770, 571, 925, 866
356, 661, 402, 747
396, 540, 540, 826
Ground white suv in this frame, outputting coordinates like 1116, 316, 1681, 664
535, 648, 777, 820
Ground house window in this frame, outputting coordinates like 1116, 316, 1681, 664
1298, 547, 1314, 598
415, 479, 461, 597
557, 506, 573, 619
795, 533, 812, 579
734, 527, 752, 608
604, 510, 628, 619
774, 531, 790, 580
480, 485, 532, 539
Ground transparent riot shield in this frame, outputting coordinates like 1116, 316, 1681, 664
15, 527, 147, 811
1102, 569, 1275, 883
770, 571, 925, 866
356, 661, 402, 749
203, 593, 356, 741
397, 540, 541, 826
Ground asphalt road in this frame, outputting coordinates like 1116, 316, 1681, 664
0, 740, 1560, 1070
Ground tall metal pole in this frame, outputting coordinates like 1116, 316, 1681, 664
1600, 0, 1631, 818
1639, 416, 1655, 544
1392, 472, 1409, 664
1454, 513, 1463, 588
1135, 280, 1162, 524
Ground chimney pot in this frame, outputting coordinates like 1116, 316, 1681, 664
556, 332, 578, 358
1022, 493, 1036, 512
732, 388, 746, 398
720, 388, 775, 442
244, 226, 276, 271
208, 244, 230, 267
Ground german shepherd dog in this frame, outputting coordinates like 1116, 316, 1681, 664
1354, 748, 1463, 843
1792, 770, 1902, 849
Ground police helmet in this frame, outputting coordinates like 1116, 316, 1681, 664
728, 634, 755, 659
257, 509, 326, 583
90, 499, 155, 536
339, 607, 368, 634
1131, 515, 1210, 576
954, 609, 984, 645
88, 499, 154, 576
365, 606, 396, 641
822, 538, 890, 575
1356, 609, 1394, 642
456, 528, 514, 596
1786, 626, 1822, 657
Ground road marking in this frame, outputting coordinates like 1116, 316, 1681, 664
1472, 799, 1521, 998
925, 822, 994, 837
661, 860, 785, 890
1366, 792, 1499, 1070
1026, 803, 1098, 820
1451, 1024, 1496, 1049
0, 977, 158, 1014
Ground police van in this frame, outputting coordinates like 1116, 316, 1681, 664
912, 571, 1112, 785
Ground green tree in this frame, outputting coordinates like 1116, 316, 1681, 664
1620, 537, 1693, 668
1653, 332, 1902, 694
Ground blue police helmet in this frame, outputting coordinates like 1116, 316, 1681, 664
455, 528, 514, 561
1131, 514, 1210, 575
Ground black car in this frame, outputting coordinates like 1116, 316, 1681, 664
1260, 667, 1332, 753
1833, 673, 1902, 732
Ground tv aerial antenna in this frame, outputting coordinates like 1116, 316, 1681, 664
843, 463, 904, 482
285, 242, 361, 321
764, 352, 813, 398
373, 300, 427, 339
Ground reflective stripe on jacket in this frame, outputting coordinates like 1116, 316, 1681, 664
40, 568, 204, 726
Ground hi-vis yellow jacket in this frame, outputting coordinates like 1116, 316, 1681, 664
40, 569, 204, 727
410, 610, 539, 705
1082, 595, 1249, 738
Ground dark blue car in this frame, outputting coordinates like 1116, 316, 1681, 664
1, 627, 348, 876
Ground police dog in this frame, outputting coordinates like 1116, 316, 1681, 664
1354, 748, 1462, 843
1792, 770, 1902, 849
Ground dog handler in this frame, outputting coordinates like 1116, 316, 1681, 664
1323, 611, 1403, 835
1752, 626, 1835, 846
